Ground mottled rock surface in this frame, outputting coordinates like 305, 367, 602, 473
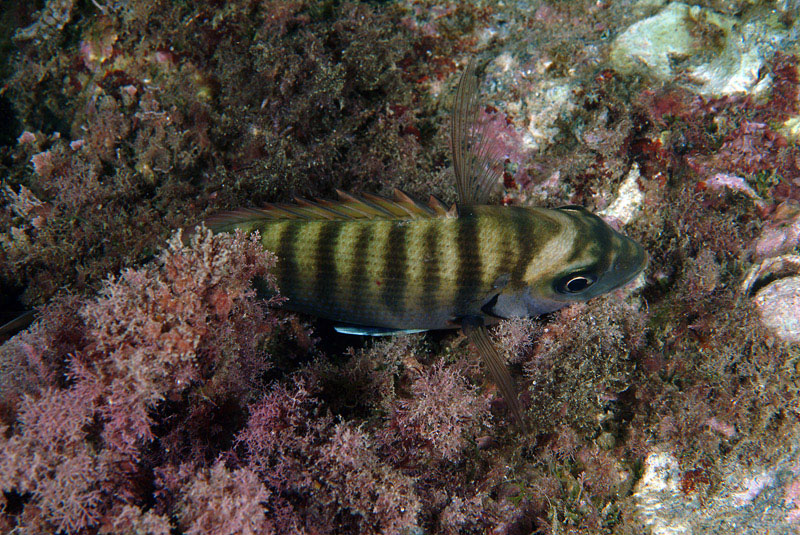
754, 276, 800, 343
610, 2, 792, 97
635, 447, 800, 534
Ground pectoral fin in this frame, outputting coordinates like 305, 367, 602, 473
0, 310, 35, 341
461, 317, 525, 428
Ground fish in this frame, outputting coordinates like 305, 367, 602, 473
207, 60, 647, 425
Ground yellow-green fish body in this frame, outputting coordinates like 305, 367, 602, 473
216, 203, 645, 333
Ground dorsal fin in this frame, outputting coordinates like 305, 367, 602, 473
428, 194, 449, 215
451, 59, 505, 206
206, 189, 457, 233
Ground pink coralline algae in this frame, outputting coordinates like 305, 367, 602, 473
0, 228, 277, 532
379, 362, 491, 463
79, 227, 278, 454
236, 379, 421, 535
0, 387, 109, 533
177, 462, 272, 535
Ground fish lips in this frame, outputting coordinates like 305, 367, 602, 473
604, 234, 648, 293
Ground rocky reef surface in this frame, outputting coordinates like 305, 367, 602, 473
1, 1, 800, 533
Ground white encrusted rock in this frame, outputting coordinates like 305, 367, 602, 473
753, 276, 800, 343
633, 445, 800, 533
743, 253, 800, 343
610, 2, 785, 97
634, 451, 696, 535
599, 163, 645, 225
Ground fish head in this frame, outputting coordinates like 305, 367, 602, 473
520, 205, 647, 314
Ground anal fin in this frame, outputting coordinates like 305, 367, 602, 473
334, 324, 428, 337
462, 317, 525, 429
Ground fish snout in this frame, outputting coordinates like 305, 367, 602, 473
612, 236, 647, 284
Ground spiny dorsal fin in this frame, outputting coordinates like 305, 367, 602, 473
206, 189, 457, 233
451, 59, 505, 206
428, 194, 450, 216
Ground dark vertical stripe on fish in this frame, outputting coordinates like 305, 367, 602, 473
382, 223, 407, 313
510, 210, 535, 285
349, 223, 372, 310
588, 216, 614, 270
455, 215, 480, 311
277, 221, 301, 299
313, 222, 343, 306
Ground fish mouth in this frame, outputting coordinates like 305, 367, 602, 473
610, 236, 648, 288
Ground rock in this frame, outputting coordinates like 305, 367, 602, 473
522, 79, 577, 152
753, 276, 800, 343
610, 2, 787, 97
634, 447, 800, 533
634, 451, 696, 535
742, 255, 800, 295
751, 203, 800, 260
599, 163, 645, 226
742, 254, 800, 343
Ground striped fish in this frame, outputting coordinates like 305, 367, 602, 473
208, 61, 647, 425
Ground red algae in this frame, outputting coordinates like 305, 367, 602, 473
1, 1, 800, 533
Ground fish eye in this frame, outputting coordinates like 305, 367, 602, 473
555, 272, 598, 294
